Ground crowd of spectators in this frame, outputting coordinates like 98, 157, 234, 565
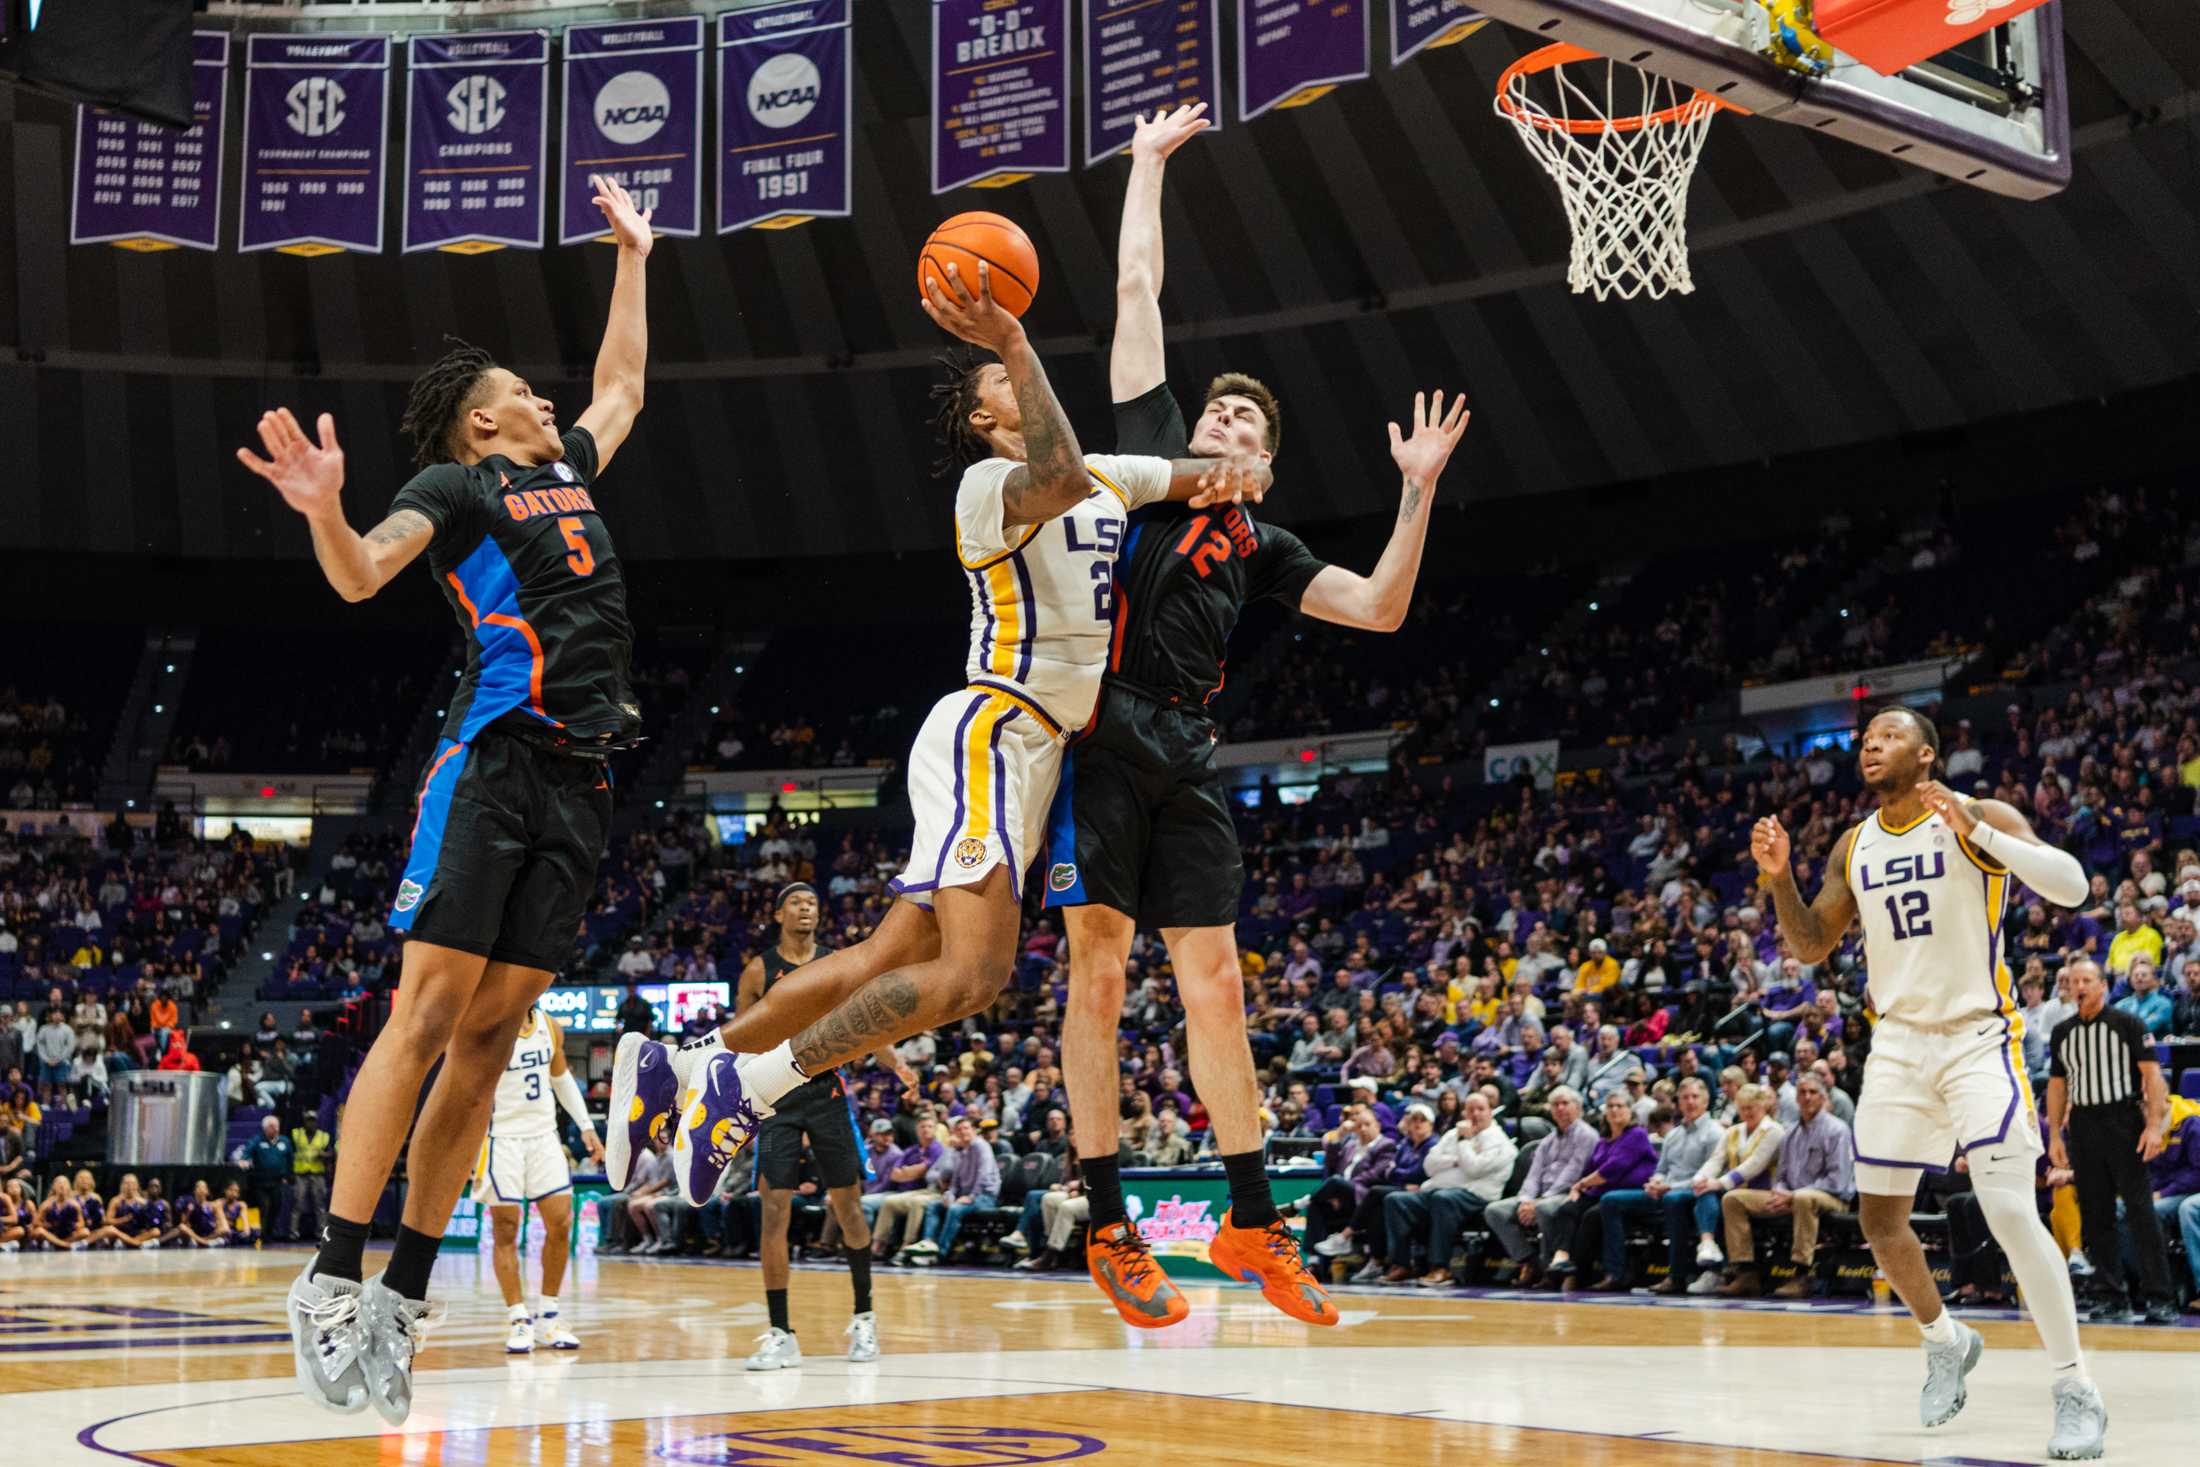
0, 689, 108, 810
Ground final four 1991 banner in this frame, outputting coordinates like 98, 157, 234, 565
563, 15, 705, 243
932, 0, 1070, 193
403, 30, 550, 253
718, 0, 852, 232
240, 33, 391, 255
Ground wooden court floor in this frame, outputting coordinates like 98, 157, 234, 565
4, 1244, 2193, 1465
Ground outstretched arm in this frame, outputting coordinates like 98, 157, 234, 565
1112, 105, 1208, 403
1751, 821, 1857, 966
236, 408, 430, 603
575, 174, 652, 473
1298, 390, 1470, 633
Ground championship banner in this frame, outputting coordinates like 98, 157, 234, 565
717, 0, 851, 233
562, 15, 704, 243
1238, 0, 1370, 120
403, 31, 548, 254
70, 31, 227, 252
1391, 0, 1488, 64
240, 34, 391, 256
931, 0, 1069, 193
1083, 0, 1221, 167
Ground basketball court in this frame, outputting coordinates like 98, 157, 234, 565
5, 1247, 2193, 1465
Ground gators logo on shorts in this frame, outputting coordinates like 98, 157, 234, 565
953, 836, 988, 870
1049, 863, 1078, 893
393, 879, 424, 913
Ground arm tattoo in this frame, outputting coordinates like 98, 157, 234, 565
791, 971, 923, 1074
1399, 479, 1425, 521
998, 341, 1087, 523
365, 509, 432, 548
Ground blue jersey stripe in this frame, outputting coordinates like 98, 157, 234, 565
450, 537, 537, 741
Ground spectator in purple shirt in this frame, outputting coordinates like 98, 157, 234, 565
1756, 957, 1818, 1057
1348, 1104, 1438, 1282
868, 1115, 944, 1259
1717, 1073, 1855, 1298
908, 1116, 999, 1264
2146, 1109, 2200, 1301
1541, 1092, 1658, 1289
1302, 1105, 1397, 1260
1482, 1088, 1597, 1287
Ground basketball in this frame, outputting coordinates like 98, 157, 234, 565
918, 212, 1040, 318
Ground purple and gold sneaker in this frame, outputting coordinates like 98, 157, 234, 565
670, 1051, 773, 1205
605, 1032, 678, 1190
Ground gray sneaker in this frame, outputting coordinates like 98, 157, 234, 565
357, 1275, 445, 1427
285, 1266, 369, 1414
1920, 1322, 1983, 1428
2046, 1377, 2108, 1460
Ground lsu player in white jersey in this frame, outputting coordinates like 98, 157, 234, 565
1752, 706, 2106, 1461
472, 1006, 602, 1353
603, 259, 1271, 1207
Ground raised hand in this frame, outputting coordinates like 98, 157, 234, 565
1916, 780, 1977, 839
920, 260, 1024, 354
1130, 102, 1210, 164
236, 408, 346, 522
1387, 389, 1471, 489
1750, 816, 1791, 876
1187, 452, 1270, 509
589, 172, 654, 256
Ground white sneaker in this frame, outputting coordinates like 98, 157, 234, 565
1001, 1231, 1028, 1252
1314, 1234, 1353, 1258
505, 1317, 535, 1354
539, 1316, 579, 1350
2066, 1249, 2093, 1278
357, 1275, 444, 1428
1687, 1271, 1723, 1295
0, 1240, 18, 1254
70, 1240, 89, 1251
1350, 1259, 1386, 1283
845, 1311, 879, 1363
1695, 1239, 1724, 1267
906, 1239, 938, 1257
2046, 1377, 2107, 1460
745, 1327, 802, 1372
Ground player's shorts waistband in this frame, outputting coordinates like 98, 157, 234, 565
484, 709, 631, 761
965, 679, 1065, 739
1100, 673, 1218, 719
1874, 1013, 2014, 1038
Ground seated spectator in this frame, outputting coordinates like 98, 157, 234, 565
905, 1116, 998, 1266
1301, 1104, 1396, 1261
597, 1135, 673, 1255
1716, 1073, 1855, 1298
1582, 1075, 1724, 1293
30, 1174, 86, 1250
219, 1180, 258, 1245
87, 1173, 159, 1249
870, 1116, 945, 1260
1482, 1087, 1597, 1287
1686, 1083, 1786, 1294
2148, 1102, 2200, 1306
1386, 1090, 1518, 1285
177, 1179, 226, 1247
1547, 1093, 1658, 1290
159, 1032, 200, 1072
1348, 1103, 1438, 1282
1013, 1147, 1089, 1273
1581, 1026, 1642, 1107
2114, 960, 2173, 1036
1757, 957, 1818, 1057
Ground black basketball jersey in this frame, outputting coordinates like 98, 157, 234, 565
1107, 384, 1327, 708
389, 426, 639, 747
762, 942, 843, 1100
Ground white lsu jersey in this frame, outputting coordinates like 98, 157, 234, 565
954, 452, 1173, 737
489, 1008, 558, 1139
1846, 805, 2019, 1035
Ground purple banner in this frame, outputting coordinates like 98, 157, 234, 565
403, 31, 548, 254
1390, 0, 1487, 64
240, 34, 391, 256
1238, 0, 1370, 120
562, 16, 704, 243
932, 0, 1070, 193
70, 31, 228, 252
717, 0, 852, 233
1083, 0, 1221, 167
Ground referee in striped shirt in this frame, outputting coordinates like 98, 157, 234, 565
2045, 958, 2177, 1324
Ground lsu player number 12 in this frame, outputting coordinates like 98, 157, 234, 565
472, 1006, 602, 1354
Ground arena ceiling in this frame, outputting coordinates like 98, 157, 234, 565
1, 0, 2196, 562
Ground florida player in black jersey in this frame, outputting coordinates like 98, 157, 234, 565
740, 883, 917, 1373
237, 176, 654, 1426
1044, 105, 1472, 1329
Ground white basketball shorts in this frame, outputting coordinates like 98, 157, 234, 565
891, 685, 1064, 908
471, 1130, 574, 1207
1853, 1017, 2041, 1197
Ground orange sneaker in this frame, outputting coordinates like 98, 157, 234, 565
1207, 1208, 1340, 1326
1085, 1220, 1189, 1329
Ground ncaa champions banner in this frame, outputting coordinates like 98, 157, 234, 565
240, 34, 391, 256
562, 15, 704, 243
70, 31, 228, 252
403, 31, 549, 254
1083, 0, 1221, 167
1391, 1, 1488, 64
932, 0, 1070, 193
717, 0, 851, 233
1238, 0, 1370, 120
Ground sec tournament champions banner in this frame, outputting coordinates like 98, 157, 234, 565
932, 0, 1069, 193
403, 31, 549, 254
70, 32, 228, 252
563, 16, 704, 243
717, 0, 851, 233
1083, 0, 1221, 166
1391, 0, 1488, 64
240, 34, 391, 256
1239, 0, 1370, 119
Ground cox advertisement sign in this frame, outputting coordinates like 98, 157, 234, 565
1483, 738, 1560, 790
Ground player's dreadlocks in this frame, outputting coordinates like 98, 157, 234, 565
926, 348, 989, 477
398, 336, 498, 468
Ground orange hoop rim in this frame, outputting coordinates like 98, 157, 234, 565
1494, 42, 1735, 136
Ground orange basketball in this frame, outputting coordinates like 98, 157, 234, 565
918, 212, 1040, 319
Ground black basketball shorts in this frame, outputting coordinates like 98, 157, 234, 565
757, 1075, 865, 1191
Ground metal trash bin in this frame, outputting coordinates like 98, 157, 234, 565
107, 1070, 229, 1166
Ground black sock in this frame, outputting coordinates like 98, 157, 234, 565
846, 1246, 873, 1315
383, 1225, 443, 1301
1221, 1150, 1278, 1229
1084, 1154, 1125, 1230
312, 1213, 371, 1283
767, 1288, 791, 1333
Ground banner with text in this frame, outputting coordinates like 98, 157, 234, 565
932, 0, 1070, 192
718, 0, 851, 232
403, 30, 548, 254
240, 34, 391, 255
1483, 738, 1560, 790
71, 32, 228, 252
1239, 0, 1370, 120
1390, 0, 1487, 64
1083, 0, 1221, 166
562, 16, 704, 243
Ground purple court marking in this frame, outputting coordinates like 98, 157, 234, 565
5, 1333, 289, 1355
660, 1424, 1104, 1465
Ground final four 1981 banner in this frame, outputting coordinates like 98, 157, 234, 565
240, 33, 391, 255
718, 0, 851, 232
404, 30, 550, 253
933, 0, 1070, 192
71, 31, 228, 252
563, 15, 705, 243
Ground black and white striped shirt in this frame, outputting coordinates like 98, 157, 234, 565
2048, 1006, 2151, 1109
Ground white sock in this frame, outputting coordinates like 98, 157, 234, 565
1919, 1311, 1959, 1346
535, 1295, 558, 1318
671, 1031, 725, 1087
508, 1302, 530, 1323
1973, 1171, 2086, 1377
740, 1040, 808, 1107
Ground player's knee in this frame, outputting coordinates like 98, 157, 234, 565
491, 1214, 520, 1247
943, 960, 1012, 1018
384, 990, 469, 1058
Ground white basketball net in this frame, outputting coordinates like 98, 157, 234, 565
1496, 54, 1720, 302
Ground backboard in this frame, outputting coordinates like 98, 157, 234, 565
1468, 0, 2070, 198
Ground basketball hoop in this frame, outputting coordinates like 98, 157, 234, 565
1494, 44, 1735, 302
